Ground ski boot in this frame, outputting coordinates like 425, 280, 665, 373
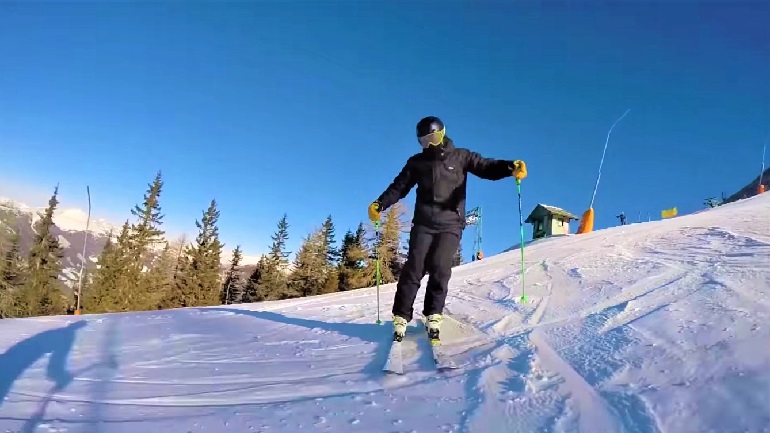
425, 314, 443, 346
393, 315, 408, 342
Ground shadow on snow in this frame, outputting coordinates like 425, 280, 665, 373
0, 320, 89, 432
201, 307, 397, 378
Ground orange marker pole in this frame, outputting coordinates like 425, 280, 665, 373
757, 141, 767, 194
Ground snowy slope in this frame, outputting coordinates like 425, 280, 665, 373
1, 194, 769, 433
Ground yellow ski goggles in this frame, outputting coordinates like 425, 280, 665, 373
418, 127, 445, 148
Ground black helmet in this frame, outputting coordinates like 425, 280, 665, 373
416, 116, 446, 148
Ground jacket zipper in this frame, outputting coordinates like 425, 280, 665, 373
431, 160, 437, 219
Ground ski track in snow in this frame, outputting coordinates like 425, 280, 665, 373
1, 193, 770, 433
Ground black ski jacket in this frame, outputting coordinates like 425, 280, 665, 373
376, 138, 513, 232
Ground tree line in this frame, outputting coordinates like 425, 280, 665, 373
0, 171, 463, 318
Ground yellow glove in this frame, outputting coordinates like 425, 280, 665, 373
511, 160, 527, 181
368, 201, 381, 222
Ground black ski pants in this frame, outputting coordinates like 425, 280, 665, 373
392, 224, 461, 322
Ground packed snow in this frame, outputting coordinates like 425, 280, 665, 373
1, 193, 769, 433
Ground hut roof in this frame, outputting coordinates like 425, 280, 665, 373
524, 204, 578, 223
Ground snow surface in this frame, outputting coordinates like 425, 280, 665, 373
1, 193, 769, 433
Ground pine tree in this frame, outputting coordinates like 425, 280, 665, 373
323, 269, 339, 294
269, 213, 291, 267
321, 215, 340, 265
163, 251, 192, 309
119, 171, 166, 311
338, 223, 370, 291
385, 202, 408, 280
260, 214, 292, 300
2, 230, 23, 286
0, 228, 24, 318
82, 172, 166, 313
0, 280, 9, 319
242, 255, 269, 303
221, 245, 244, 304
165, 200, 224, 307
143, 241, 176, 309
83, 223, 131, 313
368, 202, 407, 285
320, 215, 340, 293
289, 227, 327, 297
17, 186, 66, 317
130, 171, 166, 251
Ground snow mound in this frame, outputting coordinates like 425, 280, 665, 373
1, 194, 769, 433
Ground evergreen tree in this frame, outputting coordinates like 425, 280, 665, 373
339, 230, 353, 264
320, 215, 340, 293
221, 245, 244, 304
0, 228, 23, 318
322, 266, 340, 294
163, 251, 192, 309
321, 215, 340, 265
338, 223, 370, 291
82, 172, 167, 313
165, 200, 224, 307
17, 186, 66, 317
269, 213, 290, 267
143, 241, 176, 309
84, 223, 131, 313
289, 228, 327, 297
1, 229, 23, 288
368, 202, 407, 285
242, 256, 268, 303
260, 214, 291, 300
130, 170, 166, 250
337, 229, 356, 292
0, 280, 9, 319
122, 171, 166, 310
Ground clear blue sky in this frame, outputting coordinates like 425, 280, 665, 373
1, 2, 768, 261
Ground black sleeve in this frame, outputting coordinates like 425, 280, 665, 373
465, 150, 512, 180
376, 159, 416, 210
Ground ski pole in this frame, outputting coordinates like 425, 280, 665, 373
374, 220, 382, 324
516, 179, 527, 302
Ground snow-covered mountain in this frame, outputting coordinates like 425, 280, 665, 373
0, 198, 264, 290
0, 198, 113, 290
0, 192, 768, 432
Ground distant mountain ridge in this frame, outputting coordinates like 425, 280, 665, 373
0, 197, 264, 292
723, 167, 769, 204
0, 198, 110, 291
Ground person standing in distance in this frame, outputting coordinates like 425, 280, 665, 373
367, 116, 527, 342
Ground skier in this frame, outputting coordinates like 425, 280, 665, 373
617, 212, 627, 225
367, 116, 527, 342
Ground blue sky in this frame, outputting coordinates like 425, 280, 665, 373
1, 2, 768, 261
